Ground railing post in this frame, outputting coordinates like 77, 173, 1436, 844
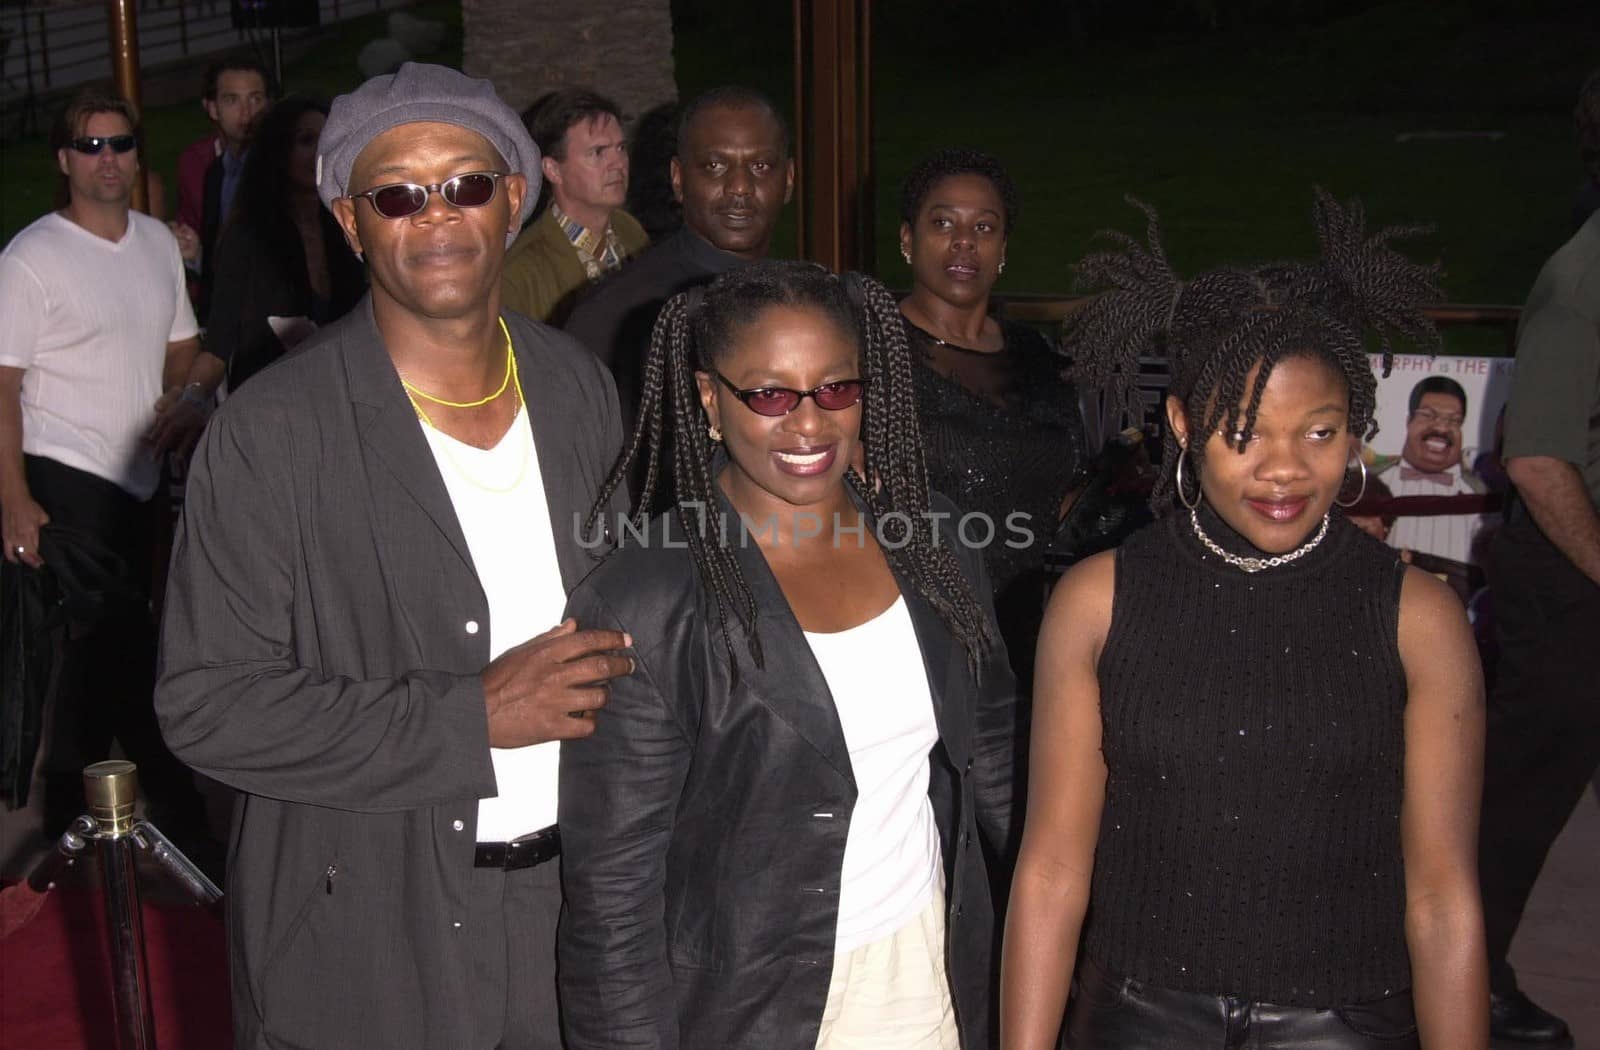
84, 760, 159, 1050
19, 1, 37, 119
35, 9, 48, 89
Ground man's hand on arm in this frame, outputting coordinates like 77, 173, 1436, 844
481, 619, 635, 747
0, 366, 47, 568
147, 343, 225, 460
168, 221, 201, 265
1507, 454, 1600, 586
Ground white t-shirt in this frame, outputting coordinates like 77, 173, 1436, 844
804, 596, 943, 952
0, 211, 198, 500
420, 403, 569, 840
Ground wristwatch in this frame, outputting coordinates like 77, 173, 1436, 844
179, 381, 210, 410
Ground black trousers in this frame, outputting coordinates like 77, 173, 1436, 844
1065, 956, 1419, 1050
24, 456, 205, 839
1479, 513, 1600, 995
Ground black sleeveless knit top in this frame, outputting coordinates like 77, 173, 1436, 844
1085, 505, 1411, 1006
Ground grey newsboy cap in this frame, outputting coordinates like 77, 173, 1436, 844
317, 62, 539, 240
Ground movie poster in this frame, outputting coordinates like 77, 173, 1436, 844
1361, 354, 1515, 594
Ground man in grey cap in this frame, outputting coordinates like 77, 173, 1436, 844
156, 62, 632, 1050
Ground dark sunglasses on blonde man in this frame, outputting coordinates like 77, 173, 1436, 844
70, 134, 137, 154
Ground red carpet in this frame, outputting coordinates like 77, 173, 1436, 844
0, 881, 231, 1049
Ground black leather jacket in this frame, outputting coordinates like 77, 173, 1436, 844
557, 495, 1019, 1049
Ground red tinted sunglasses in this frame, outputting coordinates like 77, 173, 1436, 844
348, 171, 506, 219
714, 371, 869, 417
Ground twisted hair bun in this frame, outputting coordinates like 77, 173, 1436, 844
1065, 188, 1444, 510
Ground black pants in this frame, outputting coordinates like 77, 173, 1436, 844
25, 456, 205, 840
1479, 514, 1600, 996
1065, 956, 1419, 1049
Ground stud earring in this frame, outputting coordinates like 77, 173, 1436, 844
902, 249, 912, 265
708, 424, 722, 443
998, 259, 1006, 275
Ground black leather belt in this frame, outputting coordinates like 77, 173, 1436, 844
474, 826, 561, 870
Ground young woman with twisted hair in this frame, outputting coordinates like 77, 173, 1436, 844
1001, 191, 1488, 1050
557, 260, 1020, 1050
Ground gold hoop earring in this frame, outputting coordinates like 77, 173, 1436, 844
708, 424, 722, 443
1174, 445, 1202, 511
1334, 453, 1369, 508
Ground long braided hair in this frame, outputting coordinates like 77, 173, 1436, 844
586, 260, 993, 676
1065, 187, 1444, 511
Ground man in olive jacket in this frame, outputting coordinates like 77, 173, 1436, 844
156, 64, 631, 1050
501, 88, 649, 326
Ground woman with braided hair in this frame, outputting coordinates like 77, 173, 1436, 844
557, 260, 1020, 1050
1000, 192, 1488, 1049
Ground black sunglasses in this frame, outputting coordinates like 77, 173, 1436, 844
348, 171, 507, 219
714, 371, 869, 417
69, 135, 137, 155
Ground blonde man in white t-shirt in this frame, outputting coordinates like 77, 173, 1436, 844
0, 90, 224, 841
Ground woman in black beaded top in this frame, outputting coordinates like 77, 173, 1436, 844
1001, 192, 1488, 1050
207, 97, 366, 390
897, 148, 1087, 688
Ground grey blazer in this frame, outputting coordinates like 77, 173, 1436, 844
155, 297, 624, 1050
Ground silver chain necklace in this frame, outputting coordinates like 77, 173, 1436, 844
1189, 507, 1329, 573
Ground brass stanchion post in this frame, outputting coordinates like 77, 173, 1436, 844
84, 759, 158, 1050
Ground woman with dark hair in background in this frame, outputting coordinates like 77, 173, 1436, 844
558, 261, 1018, 1049
625, 101, 684, 243
1002, 192, 1487, 1049
896, 147, 1088, 690
206, 96, 365, 390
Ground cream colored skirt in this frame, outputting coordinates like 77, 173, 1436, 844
813, 889, 962, 1049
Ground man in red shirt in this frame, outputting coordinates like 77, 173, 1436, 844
171, 56, 270, 309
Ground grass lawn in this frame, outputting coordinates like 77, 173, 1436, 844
692, 0, 1595, 354
892, 4, 1590, 304
4, 0, 1593, 356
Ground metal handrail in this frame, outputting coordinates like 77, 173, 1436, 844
990, 294, 1521, 353
991, 292, 1520, 329
1, 0, 412, 122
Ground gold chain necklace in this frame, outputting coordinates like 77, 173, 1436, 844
401, 317, 514, 408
